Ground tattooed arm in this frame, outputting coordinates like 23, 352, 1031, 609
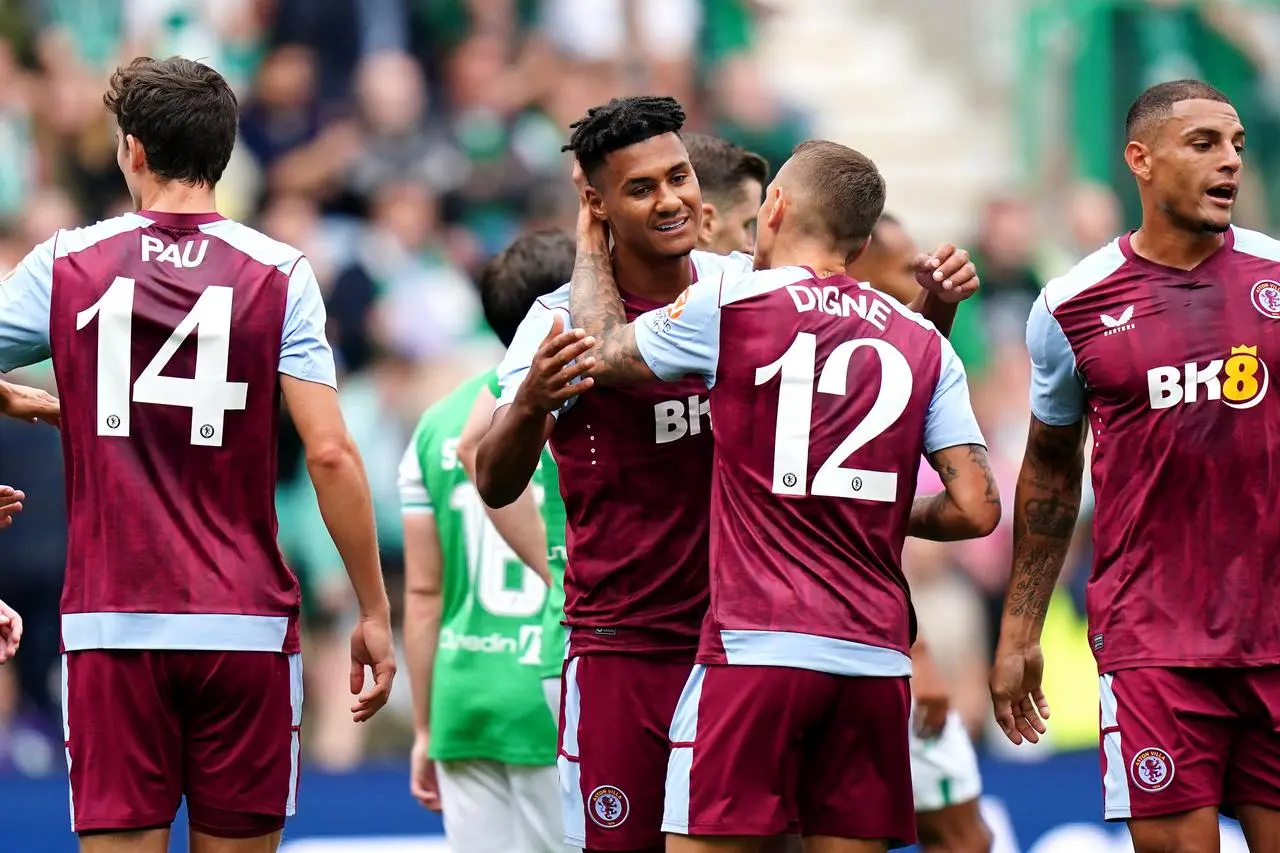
909, 443, 1002, 540
1000, 417, 1086, 635
988, 415, 1085, 746
988, 292, 1087, 745
567, 220, 659, 387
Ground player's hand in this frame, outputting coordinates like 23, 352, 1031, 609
572, 158, 609, 252
911, 646, 951, 739
0, 486, 23, 530
349, 613, 396, 723
990, 640, 1050, 745
912, 243, 979, 303
410, 731, 442, 812
0, 381, 60, 428
513, 315, 596, 415
0, 598, 22, 664
571, 157, 588, 197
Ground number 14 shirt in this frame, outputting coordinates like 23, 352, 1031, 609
0, 211, 336, 655
632, 266, 985, 677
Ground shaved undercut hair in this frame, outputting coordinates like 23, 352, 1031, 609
1125, 79, 1233, 142
783, 140, 886, 258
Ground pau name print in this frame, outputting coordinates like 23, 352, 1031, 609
141, 235, 208, 269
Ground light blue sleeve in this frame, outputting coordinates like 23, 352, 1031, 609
495, 299, 576, 418
633, 280, 722, 386
279, 257, 338, 389
0, 234, 56, 372
924, 338, 987, 453
1026, 292, 1086, 426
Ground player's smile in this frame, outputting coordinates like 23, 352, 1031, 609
653, 214, 692, 236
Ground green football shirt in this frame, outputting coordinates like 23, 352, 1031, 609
536, 450, 568, 681
481, 373, 568, 683
399, 371, 556, 765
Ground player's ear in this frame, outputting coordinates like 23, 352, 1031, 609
125, 134, 148, 173
586, 186, 608, 222
699, 202, 717, 245
1125, 140, 1153, 183
765, 186, 786, 232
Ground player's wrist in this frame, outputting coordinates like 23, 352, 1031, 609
512, 388, 553, 419
576, 219, 608, 254
357, 597, 392, 622
997, 618, 1044, 650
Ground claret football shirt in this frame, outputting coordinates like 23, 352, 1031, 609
0, 212, 335, 654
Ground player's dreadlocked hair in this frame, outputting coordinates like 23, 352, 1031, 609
562, 96, 687, 182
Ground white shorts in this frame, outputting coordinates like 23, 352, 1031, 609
544, 676, 562, 725
436, 759, 566, 852
909, 710, 984, 813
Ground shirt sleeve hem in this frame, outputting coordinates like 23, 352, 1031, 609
923, 433, 988, 455
278, 365, 337, 389
1029, 406, 1085, 427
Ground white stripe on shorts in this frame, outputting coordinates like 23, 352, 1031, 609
287, 653, 304, 816
1100, 673, 1130, 820
61, 655, 75, 827
559, 657, 586, 846
662, 663, 706, 835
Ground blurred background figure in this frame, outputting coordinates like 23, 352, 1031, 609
1, 1, 1277, 850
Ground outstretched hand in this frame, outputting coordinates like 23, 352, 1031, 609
0, 382, 60, 427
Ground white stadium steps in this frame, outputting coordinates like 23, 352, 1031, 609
755, 0, 1016, 246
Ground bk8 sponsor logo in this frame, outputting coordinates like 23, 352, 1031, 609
654, 395, 710, 444
1147, 345, 1269, 410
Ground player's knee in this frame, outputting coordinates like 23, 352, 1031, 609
1128, 823, 1219, 853
917, 809, 992, 853
1129, 840, 1217, 853
954, 820, 993, 853
186, 803, 284, 841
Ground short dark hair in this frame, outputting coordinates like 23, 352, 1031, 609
104, 56, 239, 186
683, 132, 769, 208
480, 229, 577, 347
1125, 79, 1233, 141
787, 140, 886, 256
562, 96, 686, 182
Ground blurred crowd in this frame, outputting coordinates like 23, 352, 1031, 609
0, 0, 1277, 778
0, 0, 818, 775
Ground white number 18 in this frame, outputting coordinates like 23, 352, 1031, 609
76, 276, 248, 447
754, 333, 913, 501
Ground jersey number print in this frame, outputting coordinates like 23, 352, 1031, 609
449, 480, 547, 666
756, 333, 913, 501
77, 277, 248, 447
